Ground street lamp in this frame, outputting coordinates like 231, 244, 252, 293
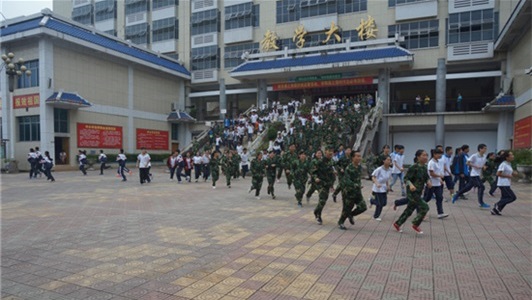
1, 52, 32, 92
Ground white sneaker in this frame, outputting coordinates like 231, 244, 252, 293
255, 196, 260, 200
374, 218, 382, 221
437, 213, 449, 219
212, 186, 216, 189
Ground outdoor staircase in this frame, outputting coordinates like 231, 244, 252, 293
353, 99, 383, 155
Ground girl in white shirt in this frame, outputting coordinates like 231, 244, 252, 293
193, 152, 203, 182
492, 151, 518, 215
371, 156, 392, 221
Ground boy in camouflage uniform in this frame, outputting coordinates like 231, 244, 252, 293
338, 150, 366, 230
313, 147, 337, 225
306, 149, 322, 202
221, 151, 234, 188
209, 151, 221, 189
292, 150, 311, 207
281, 144, 298, 189
483, 152, 497, 196
231, 149, 241, 179
266, 151, 279, 199
332, 147, 352, 203
393, 149, 431, 234
249, 152, 266, 199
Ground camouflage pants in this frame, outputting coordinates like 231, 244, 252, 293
267, 173, 276, 196
332, 174, 344, 197
276, 167, 283, 180
226, 172, 232, 186
285, 170, 293, 187
211, 171, 219, 187
306, 182, 317, 198
313, 184, 332, 217
395, 192, 429, 227
294, 181, 306, 204
338, 189, 366, 225
251, 176, 263, 196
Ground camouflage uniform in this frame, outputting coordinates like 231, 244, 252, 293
232, 153, 241, 179
338, 162, 366, 225
292, 159, 311, 205
250, 159, 265, 197
332, 155, 350, 199
281, 151, 298, 188
305, 157, 319, 200
313, 157, 336, 219
220, 155, 233, 187
482, 159, 496, 192
209, 157, 220, 187
266, 155, 280, 198
395, 163, 430, 227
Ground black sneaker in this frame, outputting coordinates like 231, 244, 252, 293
332, 194, 337, 203
348, 216, 354, 225
272, 195, 276, 200
316, 216, 323, 225
339, 224, 346, 230
491, 205, 501, 215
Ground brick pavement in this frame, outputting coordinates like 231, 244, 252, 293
1, 167, 531, 300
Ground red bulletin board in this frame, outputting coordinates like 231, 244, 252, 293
136, 129, 169, 150
77, 123, 122, 148
513, 116, 531, 149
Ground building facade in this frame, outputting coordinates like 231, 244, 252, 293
45, 0, 532, 159
1, 10, 193, 170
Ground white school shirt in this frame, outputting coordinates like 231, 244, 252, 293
202, 155, 210, 165
137, 153, 151, 168
28, 152, 38, 160
497, 161, 512, 187
299, 117, 307, 125
467, 153, 486, 177
43, 156, 53, 164
240, 153, 249, 166
371, 166, 392, 193
442, 154, 452, 176
427, 158, 444, 187
99, 153, 107, 162
392, 154, 404, 174
247, 125, 254, 134
78, 154, 86, 165
169, 156, 178, 167
117, 153, 127, 161
193, 156, 203, 164
236, 145, 244, 155
215, 137, 222, 146
250, 114, 258, 123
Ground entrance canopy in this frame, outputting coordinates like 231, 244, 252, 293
230, 45, 413, 80
167, 111, 196, 123
46, 91, 92, 109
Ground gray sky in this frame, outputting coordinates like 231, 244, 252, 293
1, 0, 54, 20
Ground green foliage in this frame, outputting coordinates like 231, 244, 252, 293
512, 148, 532, 167
267, 121, 285, 141
298, 104, 312, 115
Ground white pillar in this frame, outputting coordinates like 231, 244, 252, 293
497, 111, 514, 151
435, 58, 446, 146
0, 46, 11, 159
39, 38, 55, 162
378, 68, 390, 149
176, 80, 190, 148
257, 79, 267, 108
127, 66, 134, 153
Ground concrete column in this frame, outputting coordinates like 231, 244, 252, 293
39, 38, 55, 162
257, 79, 267, 108
497, 111, 514, 151
127, 66, 134, 153
378, 68, 390, 149
0, 46, 11, 159
219, 78, 226, 120
176, 79, 190, 149
435, 58, 446, 146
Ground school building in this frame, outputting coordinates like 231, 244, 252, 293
1, 10, 194, 170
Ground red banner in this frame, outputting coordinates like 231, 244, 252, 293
14, 93, 40, 109
513, 116, 531, 149
77, 123, 122, 148
272, 77, 373, 91
136, 129, 169, 150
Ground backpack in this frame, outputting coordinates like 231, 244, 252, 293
100, 156, 108, 163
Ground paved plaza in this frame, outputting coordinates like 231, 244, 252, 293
1, 167, 531, 300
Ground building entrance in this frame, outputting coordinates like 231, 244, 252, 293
54, 137, 69, 165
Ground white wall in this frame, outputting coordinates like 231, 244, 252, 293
392, 131, 497, 163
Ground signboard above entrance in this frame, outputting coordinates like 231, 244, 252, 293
273, 77, 373, 91
295, 73, 342, 82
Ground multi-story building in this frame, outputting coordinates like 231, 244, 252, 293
49, 0, 531, 160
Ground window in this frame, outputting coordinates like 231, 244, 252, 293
191, 9, 219, 36
18, 116, 40, 142
72, 4, 93, 25
300, 0, 337, 18
104, 29, 116, 36
388, 0, 425, 7
17, 60, 39, 89
224, 42, 260, 69
388, 20, 438, 49
153, 0, 178, 9
152, 18, 178, 42
225, 3, 259, 30
338, 0, 367, 14
448, 9, 497, 44
125, 23, 149, 44
191, 45, 219, 70
125, 0, 148, 15
95, 0, 115, 22
171, 123, 179, 140
276, 0, 300, 24
54, 109, 69, 133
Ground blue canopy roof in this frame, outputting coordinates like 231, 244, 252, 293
46, 91, 92, 108
167, 111, 196, 123
231, 47, 412, 75
1, 15, 190, 77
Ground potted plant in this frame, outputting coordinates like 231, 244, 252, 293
513, 148, 532, 183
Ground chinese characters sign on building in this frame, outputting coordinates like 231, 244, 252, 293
14, 93, 40, 109
260, 30, 279, 52
136, 129, 169, 150
293, 25, 307, 49
514, 116, 531, 149
77, 123, 122, 149
356, 15, 378, 40
322, 22, 342, 44
273, 77, 373, 91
